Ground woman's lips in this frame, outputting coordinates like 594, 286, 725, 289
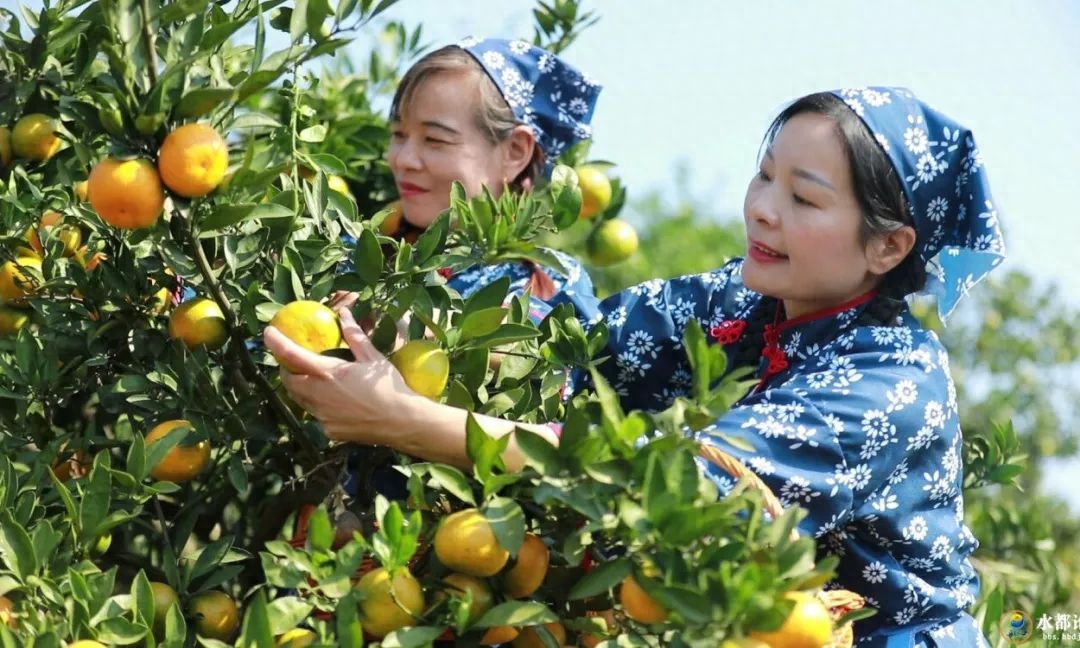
397, 182, 427, 197
748, 240, 788, 263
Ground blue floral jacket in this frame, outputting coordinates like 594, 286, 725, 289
574, 259, 988, 648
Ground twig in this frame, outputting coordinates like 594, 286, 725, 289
138, 0, 159, 87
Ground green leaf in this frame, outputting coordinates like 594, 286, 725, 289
459, 307, 508, 342
306, 506, 333, 553
466, 413, 506, 481
79, 455, 113, 543
380, 626, 447, 647
515, 428, 563, 476
568, 557, 631, 600
131, 571, 156, 633
227, 454, 249, 493
189, 537, 235, 582
175, 87, 235, 119
0, 511, 36, 580
201, 202, 293, 231
465, 276, 511, 314
267, 597, 315, 636
335, 589, 363, 645
298, 124, 327, 143
485, 497, 524, 556
426, 464, 476, 506
684, 319, 710, 401
461, 324, 541, 350
473, 601, 557, 629
237, 589, 273, 648
351, 229, 384, 287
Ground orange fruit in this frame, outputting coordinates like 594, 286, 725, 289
327, 174, 352, 197
88, 158, 165, 229
579, 609, 617, 647
511, 622, 566, 648
276, 628, 317, 647
74, 179, 89, 201
68, 642, 106, 648
0, 305, 30, 337
502, 533, 550, 599
12, 113, 62, 162
434, 508, 509, 578
168, 297, 228, 350
51, 449, 90, 482
149, 581, 179, 636
355, 567, 424, 639
269, 300, 342, 373
189, 590, 240, 642
436, 572, 494, 625
575, 165, 611, 220
481, 626, 520, 645
379, 200, 405, 236
586, 219, 639, 267
0, 253, 42, 306
28, 210, 81, 257
620, 574, 667, 624
145, 419, 211, 483
390, 339, 449, 400
0, 595, 16, 629
722, 638, 771, 648
748, 591, 833, 648
157, 123, 229, 198
74, 246, 108, 273
0, 126, 12, 169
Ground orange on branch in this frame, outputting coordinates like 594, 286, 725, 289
269, 300, 343, 373
502, 533, 550, 599
145, 419, 210, 483
0, 254, 42, 306
12, 113, 62, 162
620, 574, 668, 624
169, 297, 228, 350
748, 591, 833, 648
390, 339, 449, 400
0, 305, 30, 337
74, 179, 89, 201
0, 595, 15, 629
149, 581, 178, 636
481, 626, 520, 645
575, 165, 612, 220
436, 573, 494, 625
88, 158, 164, 229
28, 210, 81, 257
511, 622, 566, 648
0, 126, 12, 169
355, 567, 425, 639
189, 590, 240, 642
433, 508, 509, 578
586, 219, 639, 267
68, 642, 106, 648
158, 123, 229, 197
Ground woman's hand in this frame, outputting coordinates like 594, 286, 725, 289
263, 307, 429, 445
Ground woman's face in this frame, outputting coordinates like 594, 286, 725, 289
742, 112, 882, 319
387, 70, 520, 229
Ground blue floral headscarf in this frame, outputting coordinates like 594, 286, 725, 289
833, 87, 1006, 319
458, 37, 601, 174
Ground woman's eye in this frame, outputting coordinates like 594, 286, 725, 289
390, 130, 405, 140
756, 169, 771, 182
425, 137, 449, 145
793, 194, 815, 207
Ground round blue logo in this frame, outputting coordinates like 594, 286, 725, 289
998, 609, 1033, 644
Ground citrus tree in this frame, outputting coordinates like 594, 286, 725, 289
1, 1, 864, 646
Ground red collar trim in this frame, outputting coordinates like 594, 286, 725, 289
774, 290, 879, 331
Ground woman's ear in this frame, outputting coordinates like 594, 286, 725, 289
868, 225, 917, 276
502, 125, 537, 183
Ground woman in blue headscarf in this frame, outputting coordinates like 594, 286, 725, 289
339, 36, 603, 324
267, 87, 1005, 647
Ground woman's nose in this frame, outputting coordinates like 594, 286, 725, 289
746, 191, 779, 226
389, 138, 421, 172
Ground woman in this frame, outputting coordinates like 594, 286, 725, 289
340, 36, 603, 323
268, 87, 1004, 646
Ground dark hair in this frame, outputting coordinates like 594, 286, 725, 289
390, 45, 545, 190
730, 92, 927, 370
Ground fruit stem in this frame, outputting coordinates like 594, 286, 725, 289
138, 0, 159, 87
152, 495, 178, 561
177, 207, 321, 467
